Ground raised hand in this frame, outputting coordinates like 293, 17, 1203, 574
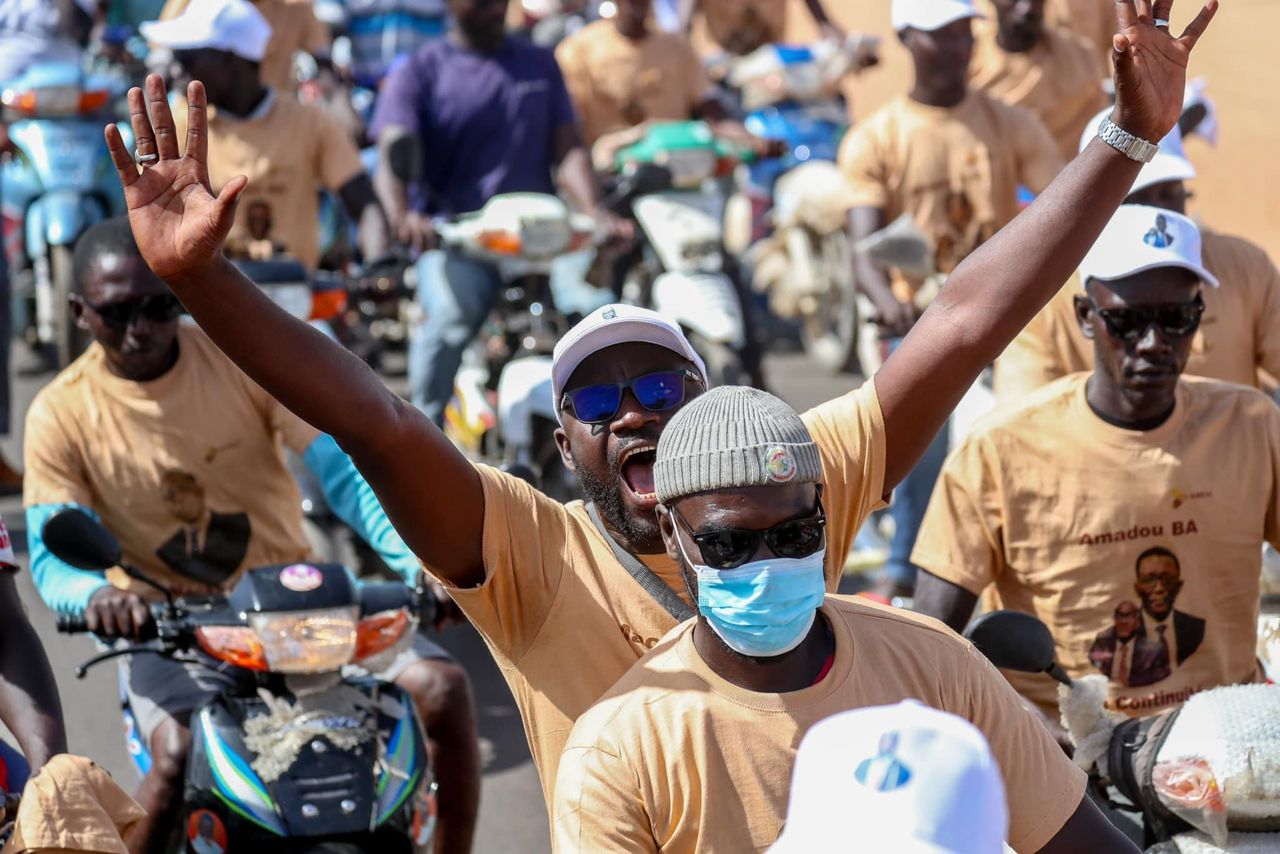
1110, 0, 1218, 142
103, 75, 247, 282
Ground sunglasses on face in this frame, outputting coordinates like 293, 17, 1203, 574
670, 495, 827, 570
1088, 295, 1205, 341
84, 294, 184, 329
561, 369, 702, 425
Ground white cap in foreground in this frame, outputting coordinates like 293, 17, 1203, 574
141, 0, 273, 63
551, 304, 707, 424
1078, 205, 1218, 290
770, 701, 1008, 854
891, 0, 983, 33
1080, 108, 1197, 196
768, 701, 1008, 854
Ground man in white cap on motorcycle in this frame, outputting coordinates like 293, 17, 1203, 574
98, 0, 1214, 838
839, 0, 1063, 602
995, 107, 1280, 404
914, 205, 1280, 734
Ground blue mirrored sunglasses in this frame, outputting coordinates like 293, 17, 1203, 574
561, 369, 702, 424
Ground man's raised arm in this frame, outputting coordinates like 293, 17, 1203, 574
103, 76, 487, 587
875, 0, 1217, 489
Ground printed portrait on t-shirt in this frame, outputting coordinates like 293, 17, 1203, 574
154, 469, 251, 588
1088, 546, 1205, 687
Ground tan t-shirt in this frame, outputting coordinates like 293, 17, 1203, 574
431, 380, 886, 805
553, 595, 1087, 853
556, 21, 710, 146
175, 94, 363, 271
968, 24, 1108, 160
913, 374, 1280, 718
1047, 0, 1117, 66
159, 0, 331, 91
994, 229, 1280, 406
697, 0, 787, 55
838, 91, 1062, 298
24, 323, 318, 597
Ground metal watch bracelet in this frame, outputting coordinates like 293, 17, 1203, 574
1097, 117, 1159, 163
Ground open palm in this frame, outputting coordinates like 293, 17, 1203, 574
1110, 0, 1218, 142
104, 76, 247, 282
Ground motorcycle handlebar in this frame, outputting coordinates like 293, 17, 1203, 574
55, 613, 90, 634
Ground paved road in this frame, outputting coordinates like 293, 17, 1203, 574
0, 347, 858, 854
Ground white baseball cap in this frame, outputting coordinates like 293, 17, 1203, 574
892, 0, 983, 33
1078, 204, 1218, 289
1080, 108, 1197, 196
141, 0, 273, 63
770, 701, 1009, 854
551, 304, 707, 424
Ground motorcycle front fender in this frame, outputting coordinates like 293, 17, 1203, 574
24, 190, 108, 255
651, 271, 745, 348
496, 355, 557, 449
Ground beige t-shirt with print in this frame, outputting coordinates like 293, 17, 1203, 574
994, 229, 1280, 406
913, 374, 1280, 718
24, 323, 318, 597
556, 21, 710, 147
553, 596, 1087, 853
968, 23, 1108, 160
697, 0, 788, 55
1047, 0, 1117, 66
838, 91, 1062, 300
175, 95, 364, 271
429, 380, 887, 805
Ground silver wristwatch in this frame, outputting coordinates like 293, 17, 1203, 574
1097, 117, 1158, 163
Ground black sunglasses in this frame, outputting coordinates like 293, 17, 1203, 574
83, 294, 184, 329
670, 494, 827, 570
562, 369, 702, 425
1088, 295, 1205, 341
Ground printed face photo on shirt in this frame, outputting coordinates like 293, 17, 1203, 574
1088, 546, 1206, 688
154, 469, 252, 588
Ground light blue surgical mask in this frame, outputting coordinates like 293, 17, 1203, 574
677, 536, 827, 658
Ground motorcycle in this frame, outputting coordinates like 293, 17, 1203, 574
718, 37, 878, 374
437, 193, 597, 500
969, 610, 1280, 852
0, 61, 132, 368
44, 508, 437, 853
605, 121, 751, 386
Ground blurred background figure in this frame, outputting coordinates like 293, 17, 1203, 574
680, 0, 843, 57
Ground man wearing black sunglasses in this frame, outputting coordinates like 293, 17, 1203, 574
553, 386, 1129, 852
914, 204, 1280, 737
22, 218, 481, 853
101, 0, 1212, 836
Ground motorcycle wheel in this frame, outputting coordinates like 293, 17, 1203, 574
799, 230, 860, 375
51, 245, 85, 368
687, 331, 744, 388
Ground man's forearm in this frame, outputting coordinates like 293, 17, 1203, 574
556, 145, 602, 215
0, 575, 66, 768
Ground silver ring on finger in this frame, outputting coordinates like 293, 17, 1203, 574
135, 149, 160, 167
1153, 18, 1171, 29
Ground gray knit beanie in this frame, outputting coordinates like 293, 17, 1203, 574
654, 386, 823, 503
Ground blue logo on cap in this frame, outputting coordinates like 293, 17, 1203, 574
854, 731, 912, 792
1143, 214, 1175, 249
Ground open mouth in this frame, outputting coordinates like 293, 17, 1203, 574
619, 445, 657, 503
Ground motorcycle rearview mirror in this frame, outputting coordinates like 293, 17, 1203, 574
42, 508, 175, 606
42, 508, 122, 571
965, 610, 1072, 685
621, 162, 674, 198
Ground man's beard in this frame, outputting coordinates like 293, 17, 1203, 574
573, 449, 661, 549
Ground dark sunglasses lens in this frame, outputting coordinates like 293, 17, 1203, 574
141, 295, 182, 321
695, 530, 756, 569
94, 296, 181, 328
768, 519, 826, 558
570, 384, 623, 423
632, 371, 686, 412
1155, 304, 1201, 335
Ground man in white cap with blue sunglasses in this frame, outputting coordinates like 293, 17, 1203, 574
915, 203, 1280, 734
995, 107, 1280, 404
100, 0, 1213, 841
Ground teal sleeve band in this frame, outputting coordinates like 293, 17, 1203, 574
26, 503, 109, 617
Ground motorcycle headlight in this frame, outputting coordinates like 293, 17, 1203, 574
658, 149, 716, 189
259, 283, 314, 320
355, 608, 413, 663
248, 607, 359, 674
517, 218, 571, 258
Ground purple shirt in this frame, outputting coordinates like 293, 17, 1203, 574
370, 36, 577, 215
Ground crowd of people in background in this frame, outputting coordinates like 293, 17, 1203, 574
1, 0, 1272, 852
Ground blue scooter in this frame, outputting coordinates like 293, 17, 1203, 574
0, 61, 132, 368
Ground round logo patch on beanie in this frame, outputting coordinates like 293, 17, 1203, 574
763, 446, 797, 483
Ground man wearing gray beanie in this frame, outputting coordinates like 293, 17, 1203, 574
553, 386, 1134, 853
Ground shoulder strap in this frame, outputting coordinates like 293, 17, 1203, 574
585, 503, 696, 623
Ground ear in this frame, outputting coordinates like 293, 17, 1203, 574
553, 426, 576, 473
1073, 294, 1095, 339
69, 297, 91, 332
657, 504, 681, 562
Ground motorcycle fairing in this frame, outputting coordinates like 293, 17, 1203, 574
376, 690, 426, 826
197, 709, 287, 835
